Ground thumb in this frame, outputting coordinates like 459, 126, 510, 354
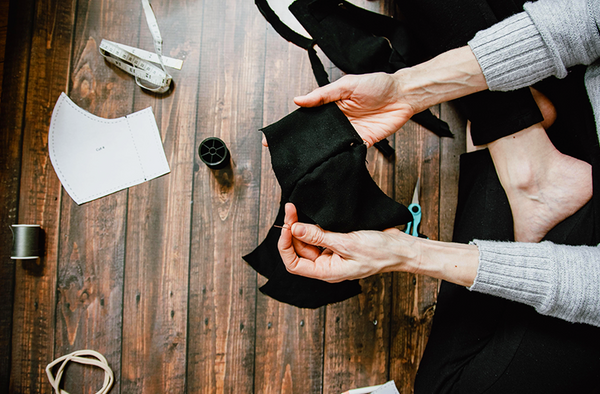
293, 77, 354, 108
293, 88, 339, 108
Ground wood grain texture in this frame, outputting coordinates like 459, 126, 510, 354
0, 0, 8, 91
439, 102, 467, 242
322, 1, 400, 392
0, 0, 34, 390
52, 1, 139, 392
120, 1, 200, 392
323, 94, 395, 394
253, 16, 325, 394
390, 111, 441, 393
186, 0, 265, 392
1, 0, 468, 392
10, 0, 76, 392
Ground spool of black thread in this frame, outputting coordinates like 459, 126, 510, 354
198, 137, 231, 170
11, 224, 42, 260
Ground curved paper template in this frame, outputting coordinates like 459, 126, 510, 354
48, 92, 170, 204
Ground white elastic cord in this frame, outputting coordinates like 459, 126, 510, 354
46, 350, 114, 394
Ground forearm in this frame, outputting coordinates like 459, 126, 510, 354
394, 46, 489, 114
386, 236, 480, 287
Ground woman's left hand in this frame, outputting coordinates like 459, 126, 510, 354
277, 203, 420, 283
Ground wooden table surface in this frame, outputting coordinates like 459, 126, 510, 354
0, 0, 466, 392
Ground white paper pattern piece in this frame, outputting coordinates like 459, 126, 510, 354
371, 381, 400, 394
49, 92, 170, 205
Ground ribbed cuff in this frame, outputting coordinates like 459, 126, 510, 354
470, 240, 600, 327
525, 0, 600, 69
468, 12, 556, 92
468, 239, 557, 313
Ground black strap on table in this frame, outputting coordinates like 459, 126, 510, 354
255, 0, 329, 86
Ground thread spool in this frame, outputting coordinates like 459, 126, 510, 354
11, 224, 42, 260
198, 137, 231, 170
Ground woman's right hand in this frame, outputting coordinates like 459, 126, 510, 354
293, 73, 416, 147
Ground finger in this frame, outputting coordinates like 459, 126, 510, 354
262, 133, 268, 147
291, 222, 333, 250
283, 203, 322, 260
292, 235, 322, 261
293, 76, 355, 107
277, 222, 321, 278
284, 202, 298, 224
277, 219, 298, 265
278, 204, 310, 273
383, 227, 401, 235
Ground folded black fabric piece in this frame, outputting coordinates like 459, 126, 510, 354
243, 103, 412, 308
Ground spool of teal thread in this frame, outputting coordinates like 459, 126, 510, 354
11, 224, 42, 260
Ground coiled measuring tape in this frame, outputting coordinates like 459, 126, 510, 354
98, 0, 183, 93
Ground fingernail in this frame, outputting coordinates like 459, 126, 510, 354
292, 223, 306, 237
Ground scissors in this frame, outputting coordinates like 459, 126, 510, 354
405, 178, 425, 238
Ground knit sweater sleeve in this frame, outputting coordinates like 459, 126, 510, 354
469, 240, 600, 327
468, 0, 600, 91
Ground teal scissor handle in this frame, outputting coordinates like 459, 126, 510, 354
405, 203, 422, 237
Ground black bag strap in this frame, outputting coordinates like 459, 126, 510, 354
255, 0, 330, 86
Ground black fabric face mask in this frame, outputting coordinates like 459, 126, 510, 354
255, 0, 453, 158
243, 103, 412, 308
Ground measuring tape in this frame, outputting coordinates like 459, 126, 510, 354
98, 0, 183, 93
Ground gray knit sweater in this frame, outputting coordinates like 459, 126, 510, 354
467, 0, 600, 327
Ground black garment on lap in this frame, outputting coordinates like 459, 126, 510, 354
414, 66, 600, 393
394, 0, 544, 145
243, 103, 412, 308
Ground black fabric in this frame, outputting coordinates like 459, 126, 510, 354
289, 0, 453, 139
256, 0, 454, 151
243, 103, 412, 308
288, 0, 424, 74
393, 0, 544, 145
414, 67, 600, 392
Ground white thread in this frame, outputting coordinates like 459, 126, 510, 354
46, 350, 114, 394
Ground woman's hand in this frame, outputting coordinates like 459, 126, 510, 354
277, 203, 480, 286
293, 73, 417, 147
277, 203, 419, 282
263, 47, 487, 148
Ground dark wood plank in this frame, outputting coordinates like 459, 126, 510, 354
0, 0, 34, 391
390, 111, 441, 393
323, 273, 393, 393
321, 2, 399, 392
0, 0, 9, 93
186, 0, 265, 391
119, 0, 201, 392
439, 102, 467, 242
10, 0, 76, 392
51, 0, 142, 392
253, 16, 325, 394
1, 0, 468, 391
323, 112, 395, 393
